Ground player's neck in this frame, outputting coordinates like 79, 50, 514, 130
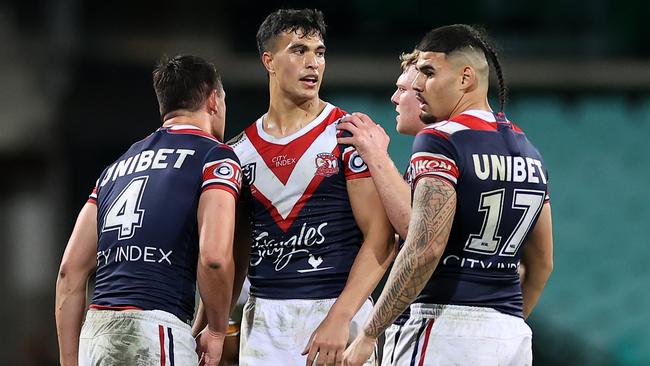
162, 111, 212, 135
450, 94, 492, 119
264, 96, 326, 138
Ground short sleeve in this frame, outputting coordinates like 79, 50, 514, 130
201, 145, 242, 200
337, 130, 371, 180
88, 182, 98, 204
544, 175, 551, 204
409, 130, 460, 189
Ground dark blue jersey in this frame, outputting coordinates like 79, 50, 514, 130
405, 110, 550, 318
230, 103, 371, 299
88, 125, 242, 324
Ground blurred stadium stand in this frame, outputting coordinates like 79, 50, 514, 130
0, 0, 649, 364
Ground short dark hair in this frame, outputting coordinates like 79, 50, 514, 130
152, 55, 222, 118
256, 9, 327, 57
416, 24, 507, 112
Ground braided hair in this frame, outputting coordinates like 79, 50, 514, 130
416, 24, 507, 112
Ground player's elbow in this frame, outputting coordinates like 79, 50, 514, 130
57, 263, 68, 280
526, 257, 553, 284
375, 227, 397, 262
199, 252, 233, 271
57, 260, 88, 282
530, 250, 553, 275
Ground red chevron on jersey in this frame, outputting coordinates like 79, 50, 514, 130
234, 104, 348, 232
248, 145, 338, 232
244, 107, 343, 185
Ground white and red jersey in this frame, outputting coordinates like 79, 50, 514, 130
229, 103, 370, 299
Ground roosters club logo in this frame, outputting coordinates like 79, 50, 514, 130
315, 153, 339, 177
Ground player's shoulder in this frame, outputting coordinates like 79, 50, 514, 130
328, 103, 355, 140
226, 129, 249, 150
416, 120, 462, 141
226, 119, 259, 157
328, 104, 349, 121
451, 110, 525, 134
317, 102, 347, 130
417, 110, 526, 138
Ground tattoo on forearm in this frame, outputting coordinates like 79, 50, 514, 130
364, 177, 456, 338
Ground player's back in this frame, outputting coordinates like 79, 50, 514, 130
89, 125, 241, 324
407, 110, 549, 318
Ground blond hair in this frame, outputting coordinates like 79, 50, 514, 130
399, 50, 420, 71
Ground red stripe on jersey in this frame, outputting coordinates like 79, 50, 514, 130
245, 108, 346, 185
418, 128, 450, 140
450, 114, 498, 131
89, 304, 143, 311
202, 184, 239, 201
342, 147, 371, 179
88, 186, 98, 204
417, 319, 435, 366
410, 153, 459, 183
451, 113, 524, 133
346, 171, 371, 180
250, 145, 339, 232
202, 159, 242, 195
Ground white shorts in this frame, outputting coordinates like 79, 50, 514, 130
392, 304, 532, 366
382, 322, 406, 366
79, 309, 197, 366
239, 296, 377, 366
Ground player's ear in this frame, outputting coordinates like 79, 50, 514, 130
460, 65, 476, 92
207, 89, 218, 115
262, 51, 275, 75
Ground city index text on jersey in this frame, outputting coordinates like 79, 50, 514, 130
99, 149, 196, 187
472, 154, 546, 184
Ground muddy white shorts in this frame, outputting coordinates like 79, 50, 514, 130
78, 309, 197, 366
239, 296, 377, 366
391, 304, 532, 366
382, 322, 407, 366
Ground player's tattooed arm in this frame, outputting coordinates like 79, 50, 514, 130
364, 177, 456, 338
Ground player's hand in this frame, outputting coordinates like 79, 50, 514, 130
195, 327, 225, 366
337, 112, 390, 162
342, 333, 377, 366
302, 313, 349, 365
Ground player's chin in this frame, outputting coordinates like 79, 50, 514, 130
396, 118, 406, 133
298, 87, 319, 99
419, 111, 437, 124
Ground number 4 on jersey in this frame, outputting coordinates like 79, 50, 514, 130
102, 176, 148, 240
465, 188, 545, 257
